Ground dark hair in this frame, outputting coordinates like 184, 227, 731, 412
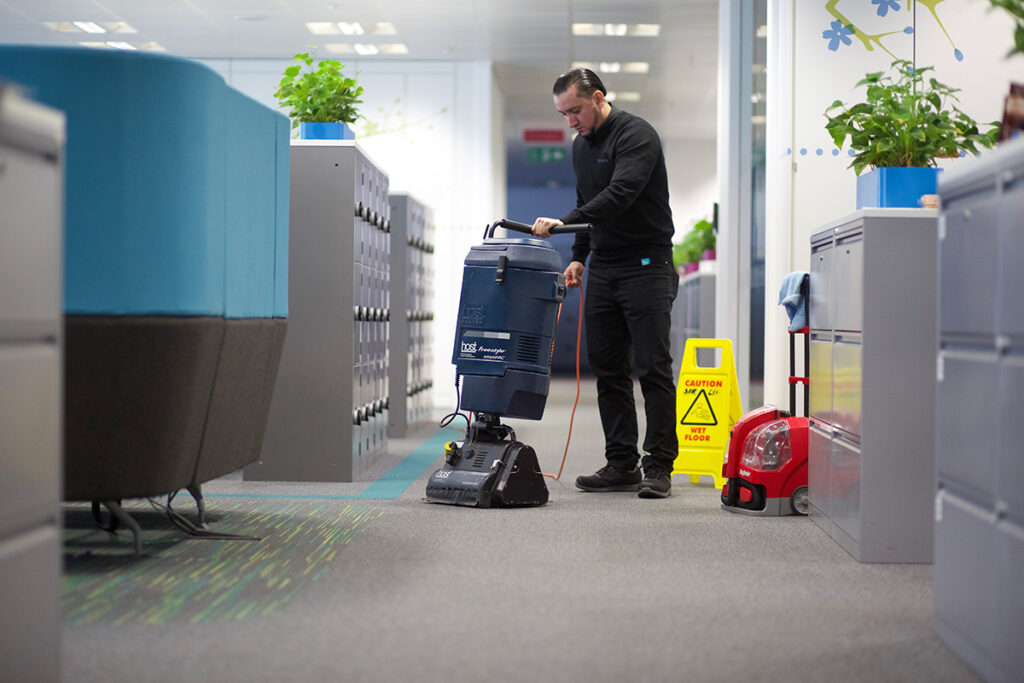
553, 67, 607, 97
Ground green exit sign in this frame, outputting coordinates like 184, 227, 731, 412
526, 146, 567, 163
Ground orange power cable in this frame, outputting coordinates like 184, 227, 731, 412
543, 281, 583, 480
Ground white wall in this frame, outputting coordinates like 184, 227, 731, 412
665, 138, 717, 235
203, 58, 506, 414
763, 0, 1021, 406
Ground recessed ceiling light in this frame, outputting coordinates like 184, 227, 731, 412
353, 43, 379, 55
572, 23, 601, 36
338, 22, 365, 35
616, 92, 641, 102
630, 24, 660, 37
598, 62, 621, 73
73, 21, 105, 34
605, 91, 617, 101
378, 43, 408, 54
571, 61, 597, 70
137, 42, 166, 52
105, 22, 137, 34
369, 22, 397, 35
78, 41, 108, 48
306, 22, 339, 35
622, 62, 649, 73
756, 24, 768, 39
604, 23, 628, 36
324, 43, 354, 54
106, 41, 136, 50
44, 22, 78, 33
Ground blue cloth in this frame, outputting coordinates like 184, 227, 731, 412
778, 271, 809, 332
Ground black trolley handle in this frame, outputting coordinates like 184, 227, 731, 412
486, 218, 592, 239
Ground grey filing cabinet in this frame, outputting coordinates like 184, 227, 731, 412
387, 193, 435, 437
670, 266, 716, 381
808, 209, 937, 563
249, 140, 390, 482
0, 87, 63, 683
933, 137, 1024, 683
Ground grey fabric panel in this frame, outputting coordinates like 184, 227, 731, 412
64, 316, 223, 501
193, 318, 287, 484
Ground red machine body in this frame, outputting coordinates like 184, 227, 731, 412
720, 407, 808, 516
721, 272, 810, 516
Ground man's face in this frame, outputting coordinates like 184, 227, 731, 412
554, 86, 604, 137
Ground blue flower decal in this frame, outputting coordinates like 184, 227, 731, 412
872, 0, 900, 17
823, 20, 854, 51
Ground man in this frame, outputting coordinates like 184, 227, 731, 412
532, 67, 679, 498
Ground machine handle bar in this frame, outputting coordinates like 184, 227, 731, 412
487, 219, 592, 239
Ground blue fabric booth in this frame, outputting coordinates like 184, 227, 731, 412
0, 46, 290, 522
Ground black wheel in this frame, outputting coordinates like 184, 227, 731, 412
790, 486, 809, 515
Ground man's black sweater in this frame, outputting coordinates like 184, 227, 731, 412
560, 105, 674, 265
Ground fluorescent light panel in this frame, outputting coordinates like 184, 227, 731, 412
49, 21, 138, 34
353, 43, 378, 55
306, 22, 339, 35
572, 23, 661, 37
73, 21, 105, 34
338, 22, 365, 35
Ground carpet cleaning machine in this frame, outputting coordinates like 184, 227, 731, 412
720, 274, 810, 516
425, 219, 590, 508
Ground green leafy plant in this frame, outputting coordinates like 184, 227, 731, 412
824, 59, 998, 176
274, 51, 364, 128
673, 217, 717, 268
692, 217, 716, 253
990, 0, 1024, 56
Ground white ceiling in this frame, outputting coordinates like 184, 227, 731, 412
0, 0, 719, 141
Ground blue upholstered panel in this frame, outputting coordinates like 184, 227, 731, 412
274, 116, 290, 318
224, 87, 275, 319
0, 46, 289, 318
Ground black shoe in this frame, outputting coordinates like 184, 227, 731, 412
576, 464, 641, 492
638, 465, 672, 498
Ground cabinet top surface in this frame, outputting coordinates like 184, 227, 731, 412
812, 208, 937, 242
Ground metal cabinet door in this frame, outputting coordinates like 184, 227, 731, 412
999, 187, 1024, 337
808, 423, 833, 520
832, 233, 864, 333
810, 237, 833, 331
0, 144, 61, 338
0, 346, 59, 536
809, 334, 833, 425
832, 335, 862, 439
940, 195, 999, 337
999, 356, 1024, 519
936, 350, 999, 503
831, 433, 862, 545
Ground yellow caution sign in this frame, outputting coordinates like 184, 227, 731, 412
673, 338, 743, 488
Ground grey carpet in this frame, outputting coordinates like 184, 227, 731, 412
60, 378, 980, 683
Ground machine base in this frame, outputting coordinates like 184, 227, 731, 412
425, 419, 548, 508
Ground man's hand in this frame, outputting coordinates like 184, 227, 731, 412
531, 217, 563, 238
564, 261, 585, 289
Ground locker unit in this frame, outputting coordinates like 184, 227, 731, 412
249, 140, 390, 482
807, 209, 937, 563
670, 267, 715, 381
387, 192, 435, 437
933, 136, 1024, 683
0, 87, 63, 683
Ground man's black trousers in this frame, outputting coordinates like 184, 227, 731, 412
584, 256, 679, 472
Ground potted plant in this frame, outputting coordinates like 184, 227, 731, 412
824, 59, 998, 208
692, 217, 716, 261
274, 51, 363, 140
673, 227, 705, 275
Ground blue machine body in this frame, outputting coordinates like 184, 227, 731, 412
452, 237, 566, 420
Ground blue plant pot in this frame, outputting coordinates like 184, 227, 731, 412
856, 166, 940, 209
298, 122, 355, 140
